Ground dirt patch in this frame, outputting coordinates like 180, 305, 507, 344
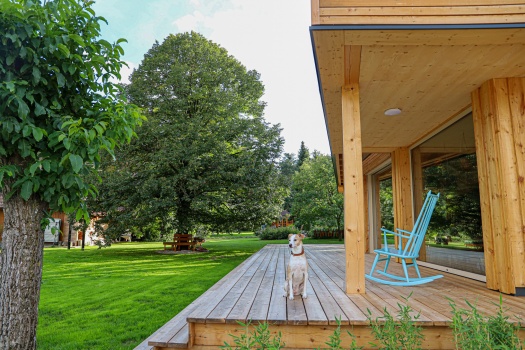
156, 249, 207, 255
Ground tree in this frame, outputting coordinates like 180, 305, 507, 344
297, 141, 310, 168
88, 32, 286, 239
278, 153, 297, 212
0, 1, 142, 348
290, 155, 343, 235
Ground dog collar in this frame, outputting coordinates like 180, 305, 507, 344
291, 247, 304, 256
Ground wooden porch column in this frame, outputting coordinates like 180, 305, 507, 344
472, 78, 525, 296
392, 148, 414, 249
411, 147, 426, 261
342, 84, 366, 294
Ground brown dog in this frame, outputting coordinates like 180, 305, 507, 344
283, 233, 308, 300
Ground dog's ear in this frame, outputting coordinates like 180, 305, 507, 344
288, 234, 293, 239
300, 233, 305, 239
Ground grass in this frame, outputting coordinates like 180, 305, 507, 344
37, 236, 342, 349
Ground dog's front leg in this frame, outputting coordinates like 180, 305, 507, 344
302, 272, 308, 299
288, 275, 294, 300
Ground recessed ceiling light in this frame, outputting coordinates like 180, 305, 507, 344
384, 108, 402, 116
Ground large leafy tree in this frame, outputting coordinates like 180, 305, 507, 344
89, 32, 286, 239
0, 1, 142, 348
291, 154, 343, 235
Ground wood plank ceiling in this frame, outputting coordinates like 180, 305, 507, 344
312, 28, 525, 177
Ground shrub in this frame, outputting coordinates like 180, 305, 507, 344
367, 294, 424, 350
258, 226, 300, 240
450, 296, 523, 350
221, 321, 284, 349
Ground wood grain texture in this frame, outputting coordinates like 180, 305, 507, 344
342, 85, 367, 294
140, 245, 525, 349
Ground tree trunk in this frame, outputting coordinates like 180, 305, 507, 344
0, 193, 47, 350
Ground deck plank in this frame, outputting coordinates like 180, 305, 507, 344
184, 246, 271, 323
308, 257, 368, 325
226, 245, 275, 323
204, 247, 273, 323
138, 244, 525, 349
267, 246, 287, 324
246, 246, 279, 322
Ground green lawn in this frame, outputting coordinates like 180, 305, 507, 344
37, 236, 342, 349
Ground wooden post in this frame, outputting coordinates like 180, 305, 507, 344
364, 175, 369, 253
342, 84, 366, 294
412, 147, 426, 261
472, 78, 525, 295
392, 148, 414, 252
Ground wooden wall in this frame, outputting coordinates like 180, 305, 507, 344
312, 0, 525, 25
472, 78, 525, 295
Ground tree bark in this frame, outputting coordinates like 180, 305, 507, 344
0, 192, 47, 350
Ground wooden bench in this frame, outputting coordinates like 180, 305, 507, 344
465, 241, 484, 250
163, 234, 196, 251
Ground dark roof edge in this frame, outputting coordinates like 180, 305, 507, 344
309, 23, 525, 31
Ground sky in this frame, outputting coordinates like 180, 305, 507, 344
91, 0, 330, 156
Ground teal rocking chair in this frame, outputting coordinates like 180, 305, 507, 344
365, 191, 443, 286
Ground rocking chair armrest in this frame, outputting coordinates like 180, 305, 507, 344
396, 228, 412, 235
380, 227, 396, 247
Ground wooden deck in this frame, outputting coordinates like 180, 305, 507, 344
136, 244, 525, 350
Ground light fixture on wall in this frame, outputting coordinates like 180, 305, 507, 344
384, 108, 402, 116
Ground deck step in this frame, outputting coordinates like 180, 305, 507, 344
133, 312, 189, 349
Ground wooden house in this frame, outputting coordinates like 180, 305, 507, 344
135, 2, 525, 349
310, 0, 525, 296
0, 194, 75, 245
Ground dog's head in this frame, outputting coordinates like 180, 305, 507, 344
288, 233, 305, 248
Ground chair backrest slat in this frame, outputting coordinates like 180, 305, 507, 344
402, 191, 440, 257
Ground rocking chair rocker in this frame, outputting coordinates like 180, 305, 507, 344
366, 191, 443, 286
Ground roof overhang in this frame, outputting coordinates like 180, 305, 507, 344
310, 24, 525, 166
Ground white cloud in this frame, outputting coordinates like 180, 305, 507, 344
182, 0, 329, 155
119, 61, 137, 84
174, 11, 206, 33
98, 0, 330, 155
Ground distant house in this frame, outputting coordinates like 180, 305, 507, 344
0, 194, 91, 246
271, 210, 294, 228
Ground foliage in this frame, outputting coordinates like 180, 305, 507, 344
0, 0, 143, 221
278, 152, 298, 212
290, 155, 343, 233
0, 0, 142, 347
449, 296, 523, 350
379, 179, 394, 231
257, 226, 300, 240
297, 141, 310, 169
423, 154, 482, 241
88, 32, 286, 240
367, 294, 424, 350
221, 321, 284, 350
317, 317, 363, 350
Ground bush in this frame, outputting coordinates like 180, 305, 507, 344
258, 226, 300, 240
224, 295, 523, 349
450, 296, 523, 349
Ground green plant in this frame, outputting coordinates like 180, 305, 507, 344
221, 321, 284, 350
449, 295, 523, 350
257, 226, 300, 240
317, 317, 363, 350
367, 294, 424, 350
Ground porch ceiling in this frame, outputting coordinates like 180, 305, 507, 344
311, 27, 525, 157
